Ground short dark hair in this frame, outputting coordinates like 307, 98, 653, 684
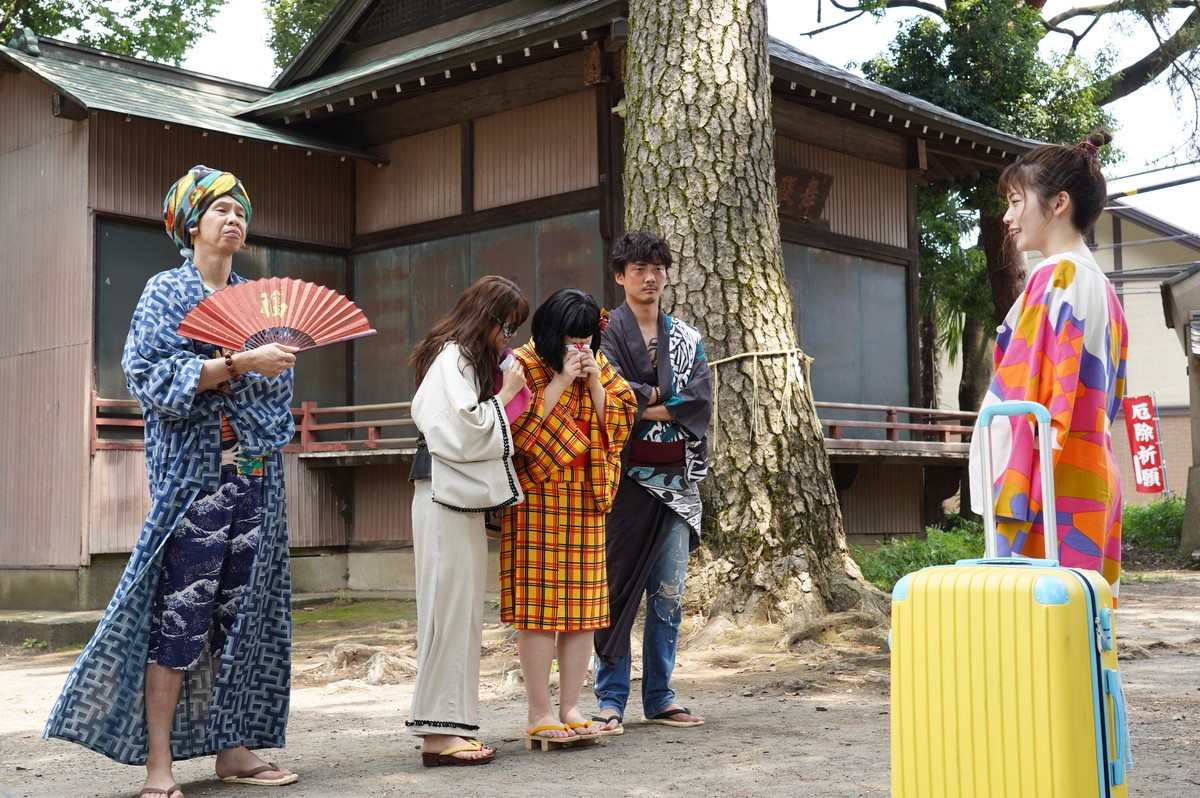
610, 231, 673, 276
530, 288, 601, 372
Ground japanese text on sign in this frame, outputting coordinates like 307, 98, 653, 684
1121, 396, 1165, 494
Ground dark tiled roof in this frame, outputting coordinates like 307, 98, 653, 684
769, 39, 1039, 156
237, 0, 621, 119
1107, 200, 1200, 250
0, 37, 382, 162
239, 0, 1034, 160
1, 6, 1038, 166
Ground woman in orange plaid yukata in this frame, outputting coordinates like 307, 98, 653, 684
501, 288, 637, 744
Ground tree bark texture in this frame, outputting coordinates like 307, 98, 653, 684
622, 0, 880, 624
969, 212, 1020, 516
956, 313, 993, 518
979, 213, 1024, 327
919, 307, 941, 410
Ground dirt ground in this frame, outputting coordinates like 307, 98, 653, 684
1, 573, 1197, 798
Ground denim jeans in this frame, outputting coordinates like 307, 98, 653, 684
594, 513, 690, 718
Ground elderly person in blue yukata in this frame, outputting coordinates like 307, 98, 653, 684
45, 165, 302, 798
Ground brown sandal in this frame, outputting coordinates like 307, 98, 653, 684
219, 762, 299, 785
139, 785, 182, 798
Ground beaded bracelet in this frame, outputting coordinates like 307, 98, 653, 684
224, 351, 241, 382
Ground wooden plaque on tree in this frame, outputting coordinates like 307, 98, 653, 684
776, 164, 833, 225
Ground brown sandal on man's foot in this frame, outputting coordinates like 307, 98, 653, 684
645, 707, 705, 727
219, 762, 299, 786
139, 784, 182, 798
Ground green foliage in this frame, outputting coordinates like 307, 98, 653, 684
852, 516, 985, 592
861, 5, 1043, 131
1129, 571, 1175, 584
862, 1, 1118, 156
857, 0, 1119, 365
265, 0, 338, 70
2, 0, 227, 65
22, 637, 49, 650
855, 497, 1185, 591
916, 187, 989, 364
1008, 51, 1119, 158
1123, 495, 1185, 551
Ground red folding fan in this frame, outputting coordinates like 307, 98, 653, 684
178, 277, 376, 351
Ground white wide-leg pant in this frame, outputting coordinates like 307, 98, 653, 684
405, 480, 489, 736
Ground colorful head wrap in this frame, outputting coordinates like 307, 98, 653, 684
163, 165, 253, 257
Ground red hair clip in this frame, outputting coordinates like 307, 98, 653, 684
599, 308, 610, 331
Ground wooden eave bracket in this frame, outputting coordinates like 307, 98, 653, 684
908, 138, 928, 172
52, 92, 88, 120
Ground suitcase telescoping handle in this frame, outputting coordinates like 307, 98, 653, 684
976, 400, 1059, 561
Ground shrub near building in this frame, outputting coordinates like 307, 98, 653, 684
855, 497, 1194, 593
852, 517, 985, 592
1122, 496, 1192, 571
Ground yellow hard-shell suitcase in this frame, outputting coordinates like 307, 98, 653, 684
890, 401, 1130, 797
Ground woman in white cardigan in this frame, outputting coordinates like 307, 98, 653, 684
405, 275, 531, 766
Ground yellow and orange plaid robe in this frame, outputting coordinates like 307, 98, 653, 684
500, 343, 636, 631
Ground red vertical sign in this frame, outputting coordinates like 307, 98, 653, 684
1121, 396, 1165, 493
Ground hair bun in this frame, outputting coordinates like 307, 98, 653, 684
1075, 130, 1111, 160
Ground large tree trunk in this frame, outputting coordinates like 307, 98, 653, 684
622, 0, 883, 626
979, 213, 1024, 326
957, 317, 993, 431
965, 214, 1017, 516
956, 312, 993, 518
919, 306, 941, 409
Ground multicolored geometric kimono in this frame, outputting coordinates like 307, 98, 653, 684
45, 261, 295, 764
499, 343, 636, 631
969, 252, 1128, 593
595, 305, 712, 665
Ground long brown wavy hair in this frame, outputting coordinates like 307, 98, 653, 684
411, 275, 530, 398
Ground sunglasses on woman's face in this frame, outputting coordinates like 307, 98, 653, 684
491, 314, 517, 339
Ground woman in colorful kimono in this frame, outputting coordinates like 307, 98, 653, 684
45, 166, 301, 798
406, 275, 530, 766
970, 132, 1129, 596
501, 288, 637, 742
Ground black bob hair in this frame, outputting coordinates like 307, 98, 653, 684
531, 288, 601, 373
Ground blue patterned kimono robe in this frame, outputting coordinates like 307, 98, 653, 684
45, 261, 295, 765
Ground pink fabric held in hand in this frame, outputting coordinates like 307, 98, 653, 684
494, 349, 532, 423
503, 384, 532, 423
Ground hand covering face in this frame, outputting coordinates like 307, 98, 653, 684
163, 164, 253, 257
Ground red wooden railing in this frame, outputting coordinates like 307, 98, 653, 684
92, 394, 974, 456
91, 396, 149, 451
814, 401, 975, 445
293, 400, 417, 453
91, 393, 417, 454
